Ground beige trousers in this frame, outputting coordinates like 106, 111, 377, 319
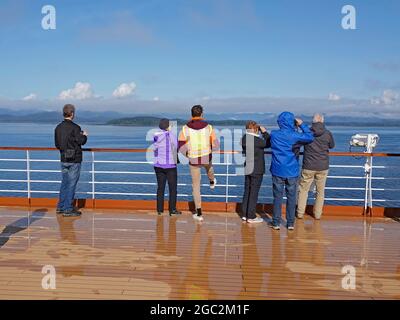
189, 164, 215, 209
297, 169, 329, 219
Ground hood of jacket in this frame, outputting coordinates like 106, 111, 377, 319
311, 122, 326, 137
277, 112, 295, 130
186, 117, 209, 130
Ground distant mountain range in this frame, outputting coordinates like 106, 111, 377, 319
0, 108, 123, 124
0, 108, 398, 127
106, 116, 249, 126
106, 116, 400, 127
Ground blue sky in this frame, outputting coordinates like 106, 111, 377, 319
0, 0, 399, 116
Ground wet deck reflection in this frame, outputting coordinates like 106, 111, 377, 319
0, 207, 399, 300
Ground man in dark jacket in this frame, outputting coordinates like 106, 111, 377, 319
54, 104, 88, 217
297, 114, 335, 220
241, 121, 271, 223
270, 112, 314, 230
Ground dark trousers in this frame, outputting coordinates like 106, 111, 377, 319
241, 174, 263, 219
57, 162, 81, 211
272, 176, 298, 227
154, 167, 178, 212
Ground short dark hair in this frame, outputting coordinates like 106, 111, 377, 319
159, 118, 169, 130
63, 104, 75, 118
191, 105, 203, 117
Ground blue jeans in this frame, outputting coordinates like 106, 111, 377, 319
272, 176, 298, 227
57, 163, 81, 211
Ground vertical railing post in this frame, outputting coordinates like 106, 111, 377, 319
363, 154, 374, 216
91, 151, 95, 247
369, 156, 374, 214
26, 150, 31, 200
225, 153, 230, 204
91, 151, 95, 200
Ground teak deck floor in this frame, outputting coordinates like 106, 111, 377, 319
0, 207, 399, 300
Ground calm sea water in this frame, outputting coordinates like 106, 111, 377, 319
0, 123, 399, 207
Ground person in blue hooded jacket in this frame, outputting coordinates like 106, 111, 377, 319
269, 112, 314, 231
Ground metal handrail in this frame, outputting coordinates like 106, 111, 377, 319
0, 147, 399, 206
0, 146, 399, 157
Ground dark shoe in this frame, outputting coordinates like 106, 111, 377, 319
56, 208, 64, 214
62, 209, 82, 217
269, 223, 280, 230
157, 211, 163, 216
169, 210, 182, 216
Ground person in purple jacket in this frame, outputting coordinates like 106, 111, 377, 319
153, 118, 182, 216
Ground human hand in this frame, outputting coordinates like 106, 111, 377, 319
259, 126, 267, 133
295, 118, 303, 126
82, 130, 88, 136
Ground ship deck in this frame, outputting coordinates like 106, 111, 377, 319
0, 206, 399, 300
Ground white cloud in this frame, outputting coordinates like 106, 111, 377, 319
22, 93, 37, 101
112, 82, 137, 98
370, 97, 381, 105
328, 93, 341, 101
59, 82, 94, 100
382, 89, 399, 104
370, 89, 399, 105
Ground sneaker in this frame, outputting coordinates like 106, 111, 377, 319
247, 217, 264, 224
62, 209, 82, 217
241, 216, 247, 222
210, 178, 217, 190
269, 223, 280, 230
288, 225, 295, 231
193, 214, 204, 222
157, 211, 163, 216
56, 208, 64, 214
169, 209, 182, 216
296, 213, 304, 219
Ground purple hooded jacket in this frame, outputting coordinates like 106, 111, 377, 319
153, 130, 178, 169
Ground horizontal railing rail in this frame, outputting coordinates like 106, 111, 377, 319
0, 147, 400, 208
1, 146, 400, 157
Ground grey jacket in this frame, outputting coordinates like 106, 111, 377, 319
302, 122, 335, 171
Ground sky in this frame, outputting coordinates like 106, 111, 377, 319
0, 0, 399, 116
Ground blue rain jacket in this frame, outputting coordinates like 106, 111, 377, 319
270, 112, 314, 178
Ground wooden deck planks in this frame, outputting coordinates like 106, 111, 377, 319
0, 206, 399, 300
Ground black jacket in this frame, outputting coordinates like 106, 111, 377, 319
241, 131, 271, 176
54, 119, 87, 163
302, 122, 335, 171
